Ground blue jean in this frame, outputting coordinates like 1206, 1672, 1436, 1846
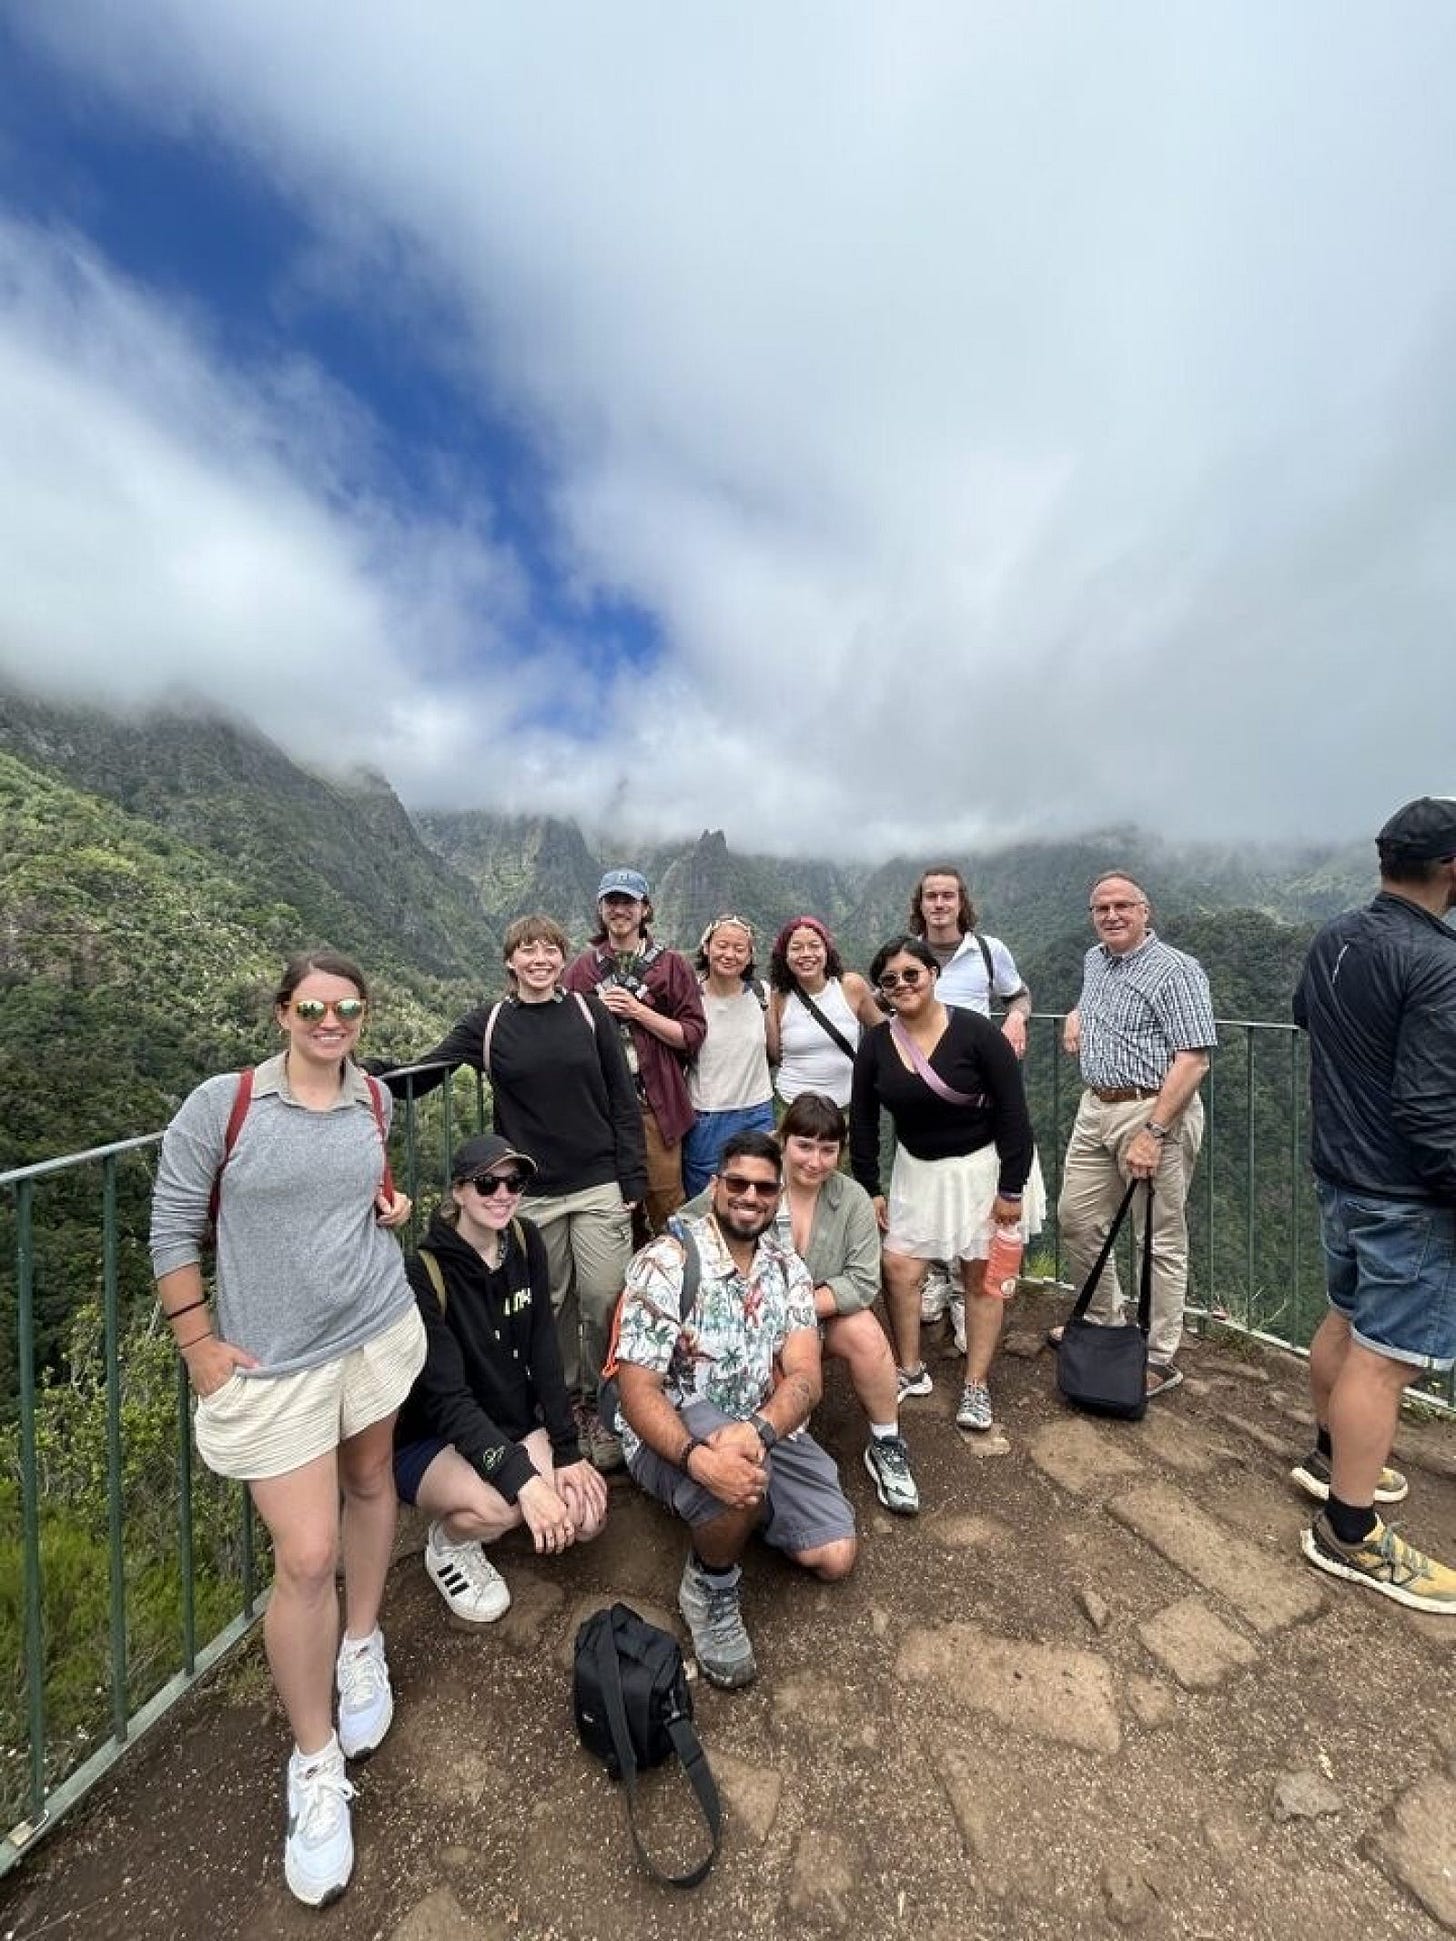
1317, 1179, 1456, 1371
681, 1101, 776, 1198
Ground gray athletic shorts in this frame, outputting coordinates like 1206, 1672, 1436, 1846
628, 1398, 855, 1554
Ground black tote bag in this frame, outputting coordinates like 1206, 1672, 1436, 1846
1056, 1180, 1154, 1421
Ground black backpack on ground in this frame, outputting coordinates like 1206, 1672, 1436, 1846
573, 1602, 722, 1888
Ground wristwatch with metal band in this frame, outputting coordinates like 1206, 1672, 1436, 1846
749, 1412, 779, 1450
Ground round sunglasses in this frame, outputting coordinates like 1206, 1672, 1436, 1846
291, 997, 366, 1022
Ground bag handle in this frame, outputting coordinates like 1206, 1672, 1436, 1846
592, 1623, 721, 1889
1068, 1179, 1155, 1331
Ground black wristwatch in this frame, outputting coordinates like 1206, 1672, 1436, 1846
749, 1412, 779, 1450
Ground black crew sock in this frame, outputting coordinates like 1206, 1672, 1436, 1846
693, 1553, 737, 1585
1325, 1494, 1378, 1545
1315, 1424, 1332, 1459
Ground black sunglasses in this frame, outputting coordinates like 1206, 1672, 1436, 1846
469, 1171, 529, 1197
720, 1173, 780, 1199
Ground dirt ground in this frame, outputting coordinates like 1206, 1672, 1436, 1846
4, 1288, 1455, 1941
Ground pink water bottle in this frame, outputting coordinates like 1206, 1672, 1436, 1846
985, 1222, 1024, 1300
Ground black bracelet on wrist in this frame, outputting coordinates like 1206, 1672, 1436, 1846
680, 1436, 707, 1473
163, 1295, 209, 1322
177, 1330, 215, 1353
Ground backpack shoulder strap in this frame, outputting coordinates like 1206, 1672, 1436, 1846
481, 999, 506, 1075
417, 1247, 448, 1314
975, 932, 996, 993
208, 1068, 255, 1226
571, 990, 596, 1034
363, 1073, 396, 1201
668, 1220, 702, 1321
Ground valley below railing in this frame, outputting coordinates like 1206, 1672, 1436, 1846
1, 1023, 1450, 1874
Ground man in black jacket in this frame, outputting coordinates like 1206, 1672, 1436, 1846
1292, 797, 1456, 1614
394, 1135, 609, 1626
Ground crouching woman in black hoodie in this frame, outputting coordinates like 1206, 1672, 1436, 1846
394, 1134, 609, 1625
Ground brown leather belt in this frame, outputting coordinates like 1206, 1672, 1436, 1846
1089, 1086, 1159, 1104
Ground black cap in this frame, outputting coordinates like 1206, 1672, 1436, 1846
448, 1134, 538, 1184
1377, 797, 1456, 864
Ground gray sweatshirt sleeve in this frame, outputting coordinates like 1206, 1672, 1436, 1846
149, 1075, 234, 1278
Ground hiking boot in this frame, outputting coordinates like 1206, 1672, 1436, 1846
1289, 1448, 1408, 1506
950, 1293, 967, 1356
335, 1629, 393, 1760
863, 1435, 920, 1515
920, 1263, 953, 1323
896, 1363, 933, 1401
1301, 1513, 1456, 1614
284, 1737, 354, 1907
678, 1555, 757, 1688
955, 1380, 994, 1432
425, 1521, 511, 1626
576, 1400, 625, 1473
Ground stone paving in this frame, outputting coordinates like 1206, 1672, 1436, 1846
2, 1290, 1454, 1940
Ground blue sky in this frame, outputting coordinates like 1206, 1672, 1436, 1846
2, 5, 1454, 857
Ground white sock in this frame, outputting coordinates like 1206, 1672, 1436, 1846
869, 1422, 900, 1440
293, 1731, 340, 1769
339, 1627, 380, 1654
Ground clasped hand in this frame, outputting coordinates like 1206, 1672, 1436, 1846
696, 1422, 768, 1511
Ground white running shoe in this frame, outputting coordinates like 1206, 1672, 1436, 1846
425, 1521, 512, 1626
950, 1293, 967, 1356
284, 1737, 354, 1907
335, 1628, 393, 1759
920, 1262, 954, 1323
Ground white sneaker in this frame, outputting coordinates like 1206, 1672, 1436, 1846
950, 1294, 967, 1355
920, 1263, 953, 1323
284, 1737, 354, 1906
336, 1629, 393, 1759
425, 1521, 511, 1626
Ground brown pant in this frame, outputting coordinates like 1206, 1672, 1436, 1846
638, 1105, 685, 1242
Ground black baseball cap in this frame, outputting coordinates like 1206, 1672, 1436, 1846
448, 1134, 538, 1184
1377, 797, 1456, 864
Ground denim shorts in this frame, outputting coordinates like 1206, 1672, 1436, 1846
628, 1399, 855, 1553
1317, 1180, 1456, 1371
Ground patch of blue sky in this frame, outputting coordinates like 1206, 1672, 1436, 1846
0, 20, 666, 694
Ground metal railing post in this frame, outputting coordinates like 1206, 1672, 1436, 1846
101, 1156, 129, 1744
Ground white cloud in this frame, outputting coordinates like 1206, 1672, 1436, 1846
7, 3, 1456, 855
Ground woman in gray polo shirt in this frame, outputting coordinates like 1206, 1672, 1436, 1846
150, 950, 425, 1910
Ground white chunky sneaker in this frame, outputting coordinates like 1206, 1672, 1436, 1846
284, 1737, 354, 1907
425, 1521, 511, 1626
335, 1628, 393, 1759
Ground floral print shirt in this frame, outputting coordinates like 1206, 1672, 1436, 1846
615, 1210, 815, 1462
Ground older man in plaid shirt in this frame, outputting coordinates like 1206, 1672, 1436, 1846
1056, 871, 1217, 1393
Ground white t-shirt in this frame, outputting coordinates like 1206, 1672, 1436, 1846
689, 984, 773, 1111
934, 932, 1025, 1015
774, 979, 861, 1108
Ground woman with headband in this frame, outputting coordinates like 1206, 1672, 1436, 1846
681, 913, 776, 1196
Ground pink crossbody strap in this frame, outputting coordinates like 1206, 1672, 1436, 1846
889, 1018, 985, 1108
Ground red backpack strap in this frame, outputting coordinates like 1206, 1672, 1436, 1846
208, 1068, 256, 1227
364, 1074, 396, 1201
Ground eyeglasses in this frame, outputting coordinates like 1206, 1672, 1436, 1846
1090, 901, 1143, 917
469, 1171, 529, 1197
720, 1173, 780, 1199
877, 968, 929, 992
292, 998, 366, 1022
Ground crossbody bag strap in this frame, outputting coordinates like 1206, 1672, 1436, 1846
1068, 1178, 1140, 1324
795, 986, 857, 1062
889, 1017, 983, 1108
591, 1626, 717, 1889
663, 1713, 722, 1889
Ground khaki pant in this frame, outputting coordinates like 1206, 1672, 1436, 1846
1057, 1090, 1204, 1366
519, 1181, 634, 1399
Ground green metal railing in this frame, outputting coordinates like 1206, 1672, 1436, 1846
3, 1028, 1450, 1874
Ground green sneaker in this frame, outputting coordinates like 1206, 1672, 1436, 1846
1301, 1513, 1456, 1614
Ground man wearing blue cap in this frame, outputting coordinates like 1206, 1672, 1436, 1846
565, 868, 707, 1244
1292, 796, 1456, 1614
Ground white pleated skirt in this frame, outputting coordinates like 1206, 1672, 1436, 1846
884, 1144, 1047, 1262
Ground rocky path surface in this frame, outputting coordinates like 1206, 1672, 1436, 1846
4, 1289, 1455, 1940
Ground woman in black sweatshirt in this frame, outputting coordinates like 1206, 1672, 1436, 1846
394, 1133, 609, 1626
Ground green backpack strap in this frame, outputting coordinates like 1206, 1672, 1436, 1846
418, 1248, 448, 1314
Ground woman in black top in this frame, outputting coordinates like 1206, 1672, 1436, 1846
395, 1134, 608, 1627
375, 914, 646, 1472
850, 935, 1039, 1436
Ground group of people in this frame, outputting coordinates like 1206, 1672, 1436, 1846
148, 814, 1456, 1907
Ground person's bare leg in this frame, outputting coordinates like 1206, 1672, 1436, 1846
790, 1536, 857, 1581
1328, 1340, 1412, 1509
882, 1250, 929, 1372
824, 1309, 899, 1423
250, 1452, 342, 1754
960, 1258, 1004, 1387
690, 1504, 760, 1569
337, 1413, 400, 1643
1309, 1308, 1352, 1433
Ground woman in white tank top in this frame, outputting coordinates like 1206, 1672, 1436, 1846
767, 915, 883, 1108
682, 915, 775, 1194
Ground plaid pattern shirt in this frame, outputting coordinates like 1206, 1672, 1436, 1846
1078, 932, 1217, 1092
